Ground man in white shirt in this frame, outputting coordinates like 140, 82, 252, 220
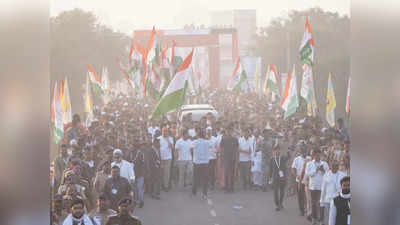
175, 129, 193, 189
158, 127, 174, 191
207, 128, 218, 190
238, 129, 254, 190
305, 149, 329, 225
292, 149, 306, 216
111, 149, 135, 185
320, 162, 347, 225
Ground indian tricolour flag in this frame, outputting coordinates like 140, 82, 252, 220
299, 18, 314, 66
229, 57, 247, 92
300, 64, 313, 104
170, 40, 184, 76
151, 49, 194, 119
85, 74, 94, 127
326, 73, 336, 127
263, 64, 280, 101
52, 81, 64, 144
281, 65, 299, 119
87, 64, 104, 97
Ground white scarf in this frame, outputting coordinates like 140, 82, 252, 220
62, 214, 95, 225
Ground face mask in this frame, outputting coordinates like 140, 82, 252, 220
342, 188, 350, 194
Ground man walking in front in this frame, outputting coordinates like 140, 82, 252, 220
220, 126, 239, 193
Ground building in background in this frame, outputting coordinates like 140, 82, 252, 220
210, 9, 257, 87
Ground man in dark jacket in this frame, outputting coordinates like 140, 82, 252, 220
103, 165, 133, 211
104, 198, 142, 225
329, 176, 350, 225
268, 141, 289, 211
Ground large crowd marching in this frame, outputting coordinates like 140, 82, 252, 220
50, 89, 351, 225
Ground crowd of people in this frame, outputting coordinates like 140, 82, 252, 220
50, 89, 351, 225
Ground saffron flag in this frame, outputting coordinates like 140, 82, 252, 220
326, 73, 336, 127
281, 65, 299, 119
229, 57, 248, 92
151, 49, 194, 119
85, 74, 94, 127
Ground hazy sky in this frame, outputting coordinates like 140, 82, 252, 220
50, 0, 350, 34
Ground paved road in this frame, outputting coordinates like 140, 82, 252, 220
134, 187, 310, 225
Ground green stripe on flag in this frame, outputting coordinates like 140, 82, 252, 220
151, 81, 188, 119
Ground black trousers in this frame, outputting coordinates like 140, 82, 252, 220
150, 168, 161, 196
208, 159, 217, 188
297, 183, 305, 214
310, 190, 321, 220
273, 180, 286, 207
192, 164, 209, 196
224, 159, 235, 191
239, 161, 251, 189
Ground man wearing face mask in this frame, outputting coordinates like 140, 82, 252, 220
329, 176, 350, 225
62, 199, 96, 225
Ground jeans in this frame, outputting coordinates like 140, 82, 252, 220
192, 163, 209, 196
310, 190, 322, 220
239, 161, 251, 189
135, 177, 144, 202
161, 159, 171, 189
177, 160, 193, 188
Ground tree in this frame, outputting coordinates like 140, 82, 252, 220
253, 7, 350, 121
51, 9, 130, 114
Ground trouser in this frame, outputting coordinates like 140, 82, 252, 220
239, 161, 251, 189
322, 202, 330, 224
273, 180, 286, 207
192, 164, 209, 196
310, 190, 322, 220
262, 161, 270, 189
177, 160, 193, 188
305, 187, 312, 216
161, 159, 171, 189
252, 171, 263, 186
208, 159, 217, 188
224, 160, 235, 191
297, 183, 305, 214
150, 169, 161, 196
135, 177, 144, 202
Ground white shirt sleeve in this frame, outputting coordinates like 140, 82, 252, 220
329, 199, 337, 225
291, 157, 297, 169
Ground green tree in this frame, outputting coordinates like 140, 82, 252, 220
252, 7, 350, 121
51, 9, 130, 114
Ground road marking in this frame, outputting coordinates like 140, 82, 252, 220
210, 209, 217, 217
207, 199, 213, 205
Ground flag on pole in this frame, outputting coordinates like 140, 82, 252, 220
85, 74, 94, 127
299, 17, 314, 66
281, 65, 299, 119
346, 77, 351, 115
87, 65, 104, 97
263, 64, 280, 101
300, 64, 313, 104
62, 77, 72, 124
229, 57, 248, 92
326, 73, 336, 127
117, 57, 135, 89
151, 49, 194, 119
52, 82, 64, 144
170, 40, 184, 76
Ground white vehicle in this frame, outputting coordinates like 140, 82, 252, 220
178, 104, 219, 122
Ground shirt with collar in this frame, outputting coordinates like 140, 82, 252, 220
291, 155, 306, 183
175, 138, 192, 161
238, 136, 254, 162
158, 136, 173, 160
305, 159, 329, 190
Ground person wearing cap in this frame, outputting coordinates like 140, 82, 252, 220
291, 147, 307, 216
111, 149, 135, 185
104, 198, 142, 225
62, 198, 96, 225
88, 193, 117, 225
268, 141, 289, 211
103, 165, 133, 211
158, 127, 174, 191
54, 144, 70, 192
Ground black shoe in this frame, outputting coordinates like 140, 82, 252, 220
307, 215, 312, 222
275, 206, 280, 211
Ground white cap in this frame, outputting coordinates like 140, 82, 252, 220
113, 149, 122, 155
